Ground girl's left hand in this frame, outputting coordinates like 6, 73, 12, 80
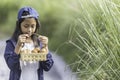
38, 35, 49, 53
38, 35, 48, 47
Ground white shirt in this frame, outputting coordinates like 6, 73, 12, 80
20, 43, 39, 80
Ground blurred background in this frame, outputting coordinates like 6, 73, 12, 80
0, 0, 120, 80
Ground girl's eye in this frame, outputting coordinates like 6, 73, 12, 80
31, 25, 36, 28
23, 24, 36, 28
24, 25, 29, 28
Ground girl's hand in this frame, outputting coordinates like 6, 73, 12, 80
38, 35, 48, 48
17, 34, 29, 46
14, 34, 29, 54
38, 35, 49, 53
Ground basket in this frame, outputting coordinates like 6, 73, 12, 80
20, 52, 47, 61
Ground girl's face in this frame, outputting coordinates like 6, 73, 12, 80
20, 18, 37, 36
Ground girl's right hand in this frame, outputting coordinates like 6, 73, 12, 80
17, 34, 29, 47
14, 34, 29, 54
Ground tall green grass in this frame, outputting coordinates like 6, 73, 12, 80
68, 0, 120, 79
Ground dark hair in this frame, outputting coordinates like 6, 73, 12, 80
12, 11, 41, 47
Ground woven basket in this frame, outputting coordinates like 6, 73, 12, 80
20, 52, 47, 61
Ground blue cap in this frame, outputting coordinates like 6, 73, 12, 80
17, 6, 39, 19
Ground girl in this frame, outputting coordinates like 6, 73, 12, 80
4, 6, 54, 80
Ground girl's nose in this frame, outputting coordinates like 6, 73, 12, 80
28, 27, 32, 32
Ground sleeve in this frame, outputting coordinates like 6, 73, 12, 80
40, 52, 54, 71
4, 40, 20, 71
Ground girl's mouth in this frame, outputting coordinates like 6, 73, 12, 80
27, 32, 33, 37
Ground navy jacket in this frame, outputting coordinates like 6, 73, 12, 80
4, 39, 54, 80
